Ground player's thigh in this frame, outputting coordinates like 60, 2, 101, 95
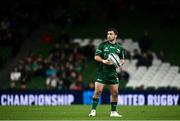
108, 84, 119, 94
94, 82, 105, 92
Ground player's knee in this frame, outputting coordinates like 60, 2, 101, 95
95, 90, 102, 97
111, 91, 118, 97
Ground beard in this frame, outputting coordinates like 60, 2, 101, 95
107, 36, 116, 44
108, 37, 114, 42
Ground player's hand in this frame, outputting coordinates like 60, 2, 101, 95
120, 59, 125, 66
102, 59, 113, 65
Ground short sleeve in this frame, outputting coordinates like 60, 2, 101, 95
95, 43, 104, 57
118, 46, 125, 59
121, 48, 125, 59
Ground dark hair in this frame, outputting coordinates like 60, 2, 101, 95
107, 28, 118, 35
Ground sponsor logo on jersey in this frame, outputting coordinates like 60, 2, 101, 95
104, 47, 109, 52
110, 46, 115, 48
97, 78, 103, 82
117, 49, 120, 53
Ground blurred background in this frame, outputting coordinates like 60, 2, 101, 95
0, 0, 180, 105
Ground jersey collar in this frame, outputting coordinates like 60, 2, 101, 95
108, 40, 116, 44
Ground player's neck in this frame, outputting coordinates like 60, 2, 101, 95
108, 40, 116, 44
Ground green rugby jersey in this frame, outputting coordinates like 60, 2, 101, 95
95, 41, 124, 84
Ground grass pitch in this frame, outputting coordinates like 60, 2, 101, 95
0, 105, 180, 120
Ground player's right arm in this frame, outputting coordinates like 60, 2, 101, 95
94, 55, 112, 65
95, 42, 112, 65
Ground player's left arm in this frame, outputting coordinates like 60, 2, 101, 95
119, 48, 125, 66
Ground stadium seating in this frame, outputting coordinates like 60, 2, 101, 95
126, 66, 147, 88
170, 74, 180, 89
92, 38, 103, 47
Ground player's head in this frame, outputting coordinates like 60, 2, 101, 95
107, 28, 118, 42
